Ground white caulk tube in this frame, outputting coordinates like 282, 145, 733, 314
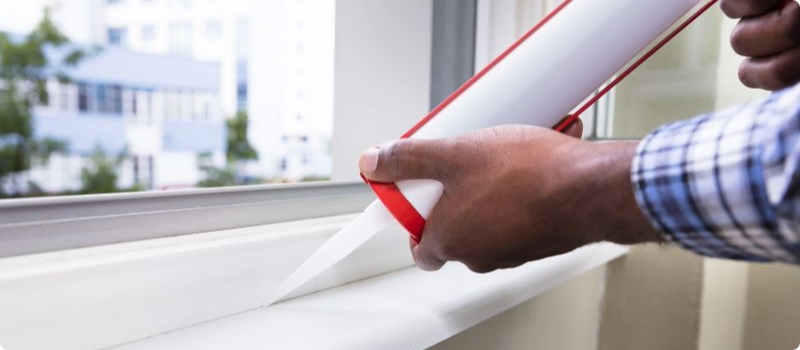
368, 0, 707, 242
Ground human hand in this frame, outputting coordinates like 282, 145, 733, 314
358, 122, 662, 273
722, 0, 800, 90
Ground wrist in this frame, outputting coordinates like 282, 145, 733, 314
574, 141, 664, 245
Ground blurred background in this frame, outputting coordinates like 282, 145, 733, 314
0, 0, 334, 199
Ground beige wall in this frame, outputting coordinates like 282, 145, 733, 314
599, 246, 706, 350
742, 264, 800, 350
429, 265, 607, 350
611, 9, 723, 138
699, 259, 749, 350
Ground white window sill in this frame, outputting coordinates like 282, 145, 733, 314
0, 183, 627, 350
112, 243, 627, 350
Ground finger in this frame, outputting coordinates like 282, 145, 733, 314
359, 139, 450, 182
721, 0, 785, 19
731, 1, 800, 57
739, 45, 800, 90
561, 118, 584, 139
410, 237, 446, 271
464, 263, 497, 274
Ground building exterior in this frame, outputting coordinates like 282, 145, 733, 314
1, 0, 335, 185
82, 0, 334, 182
28, 45, 225, 193
248, 0, 334, 181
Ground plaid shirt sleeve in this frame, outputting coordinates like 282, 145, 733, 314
632, 84, 800, 263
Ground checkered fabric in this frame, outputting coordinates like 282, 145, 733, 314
632, 84, 800, 263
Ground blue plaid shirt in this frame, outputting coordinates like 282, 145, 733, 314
632, 84, 800, 263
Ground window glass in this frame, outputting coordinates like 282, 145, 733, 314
0, 0, 449, 199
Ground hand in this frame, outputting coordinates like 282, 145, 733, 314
722, 0, 800, 90
358, 122, 663, 273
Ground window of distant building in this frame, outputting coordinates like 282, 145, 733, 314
107, 27, 128, 46
169, 22, 193, 56
205, 20, 222, 40
78, 83, 91, 112
97, 85, 123, 115
59, 82, 70, 111
142, 25, 156, 42
106, 0, 125, 4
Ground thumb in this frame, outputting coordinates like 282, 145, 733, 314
561, 117, 584, 139
359, 139, 448, 183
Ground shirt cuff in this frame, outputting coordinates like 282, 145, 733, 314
630, 99, 792, 263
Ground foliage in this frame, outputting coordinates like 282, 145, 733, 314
0, 8, 84, 197
197, 164, 237, 188
198, 112, 260, 188
79, 146, 138, 194
226, 111, 258, 163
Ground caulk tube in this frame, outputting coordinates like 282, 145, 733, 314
367, 0, 705, 243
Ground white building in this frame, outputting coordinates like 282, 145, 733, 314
29, 45, 225, 193
248, 0, 334, 181
0, 0, 336, 185
89, 0, 335, 181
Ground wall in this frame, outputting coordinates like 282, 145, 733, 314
429, 266, 607, 350
742, 264, 800, 349
331, 0, 433, 181
600, 246, 706, 350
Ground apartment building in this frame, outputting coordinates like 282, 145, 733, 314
94, 0, 334, 181
29, 46, 225, 192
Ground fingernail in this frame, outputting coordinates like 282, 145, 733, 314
360, 148, 380, 172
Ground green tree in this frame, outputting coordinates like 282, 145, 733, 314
198, 112, 260, 188
0, 8, 86, 197
226, 111, 258, 163
79, 146, 139, 194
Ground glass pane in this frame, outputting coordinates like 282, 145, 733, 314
0, 0, 345, 198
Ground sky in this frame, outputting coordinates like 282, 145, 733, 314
0, 0, 54, 33
0, 0, 96, 43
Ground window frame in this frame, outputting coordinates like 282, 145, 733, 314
0, 181, 372, 258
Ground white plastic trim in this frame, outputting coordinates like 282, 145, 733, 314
0, 214, 412, 350
114, 244, 628, 350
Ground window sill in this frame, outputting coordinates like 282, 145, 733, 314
112, 243, 627, 350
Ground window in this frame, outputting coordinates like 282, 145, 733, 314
97, 85, 123, 115
78, 83, 91, 112
169, 22, 193, 56
106, 0, 125, 4
141, 25, 156, 42
59, 82, 71, 110
107, 27, 128, 46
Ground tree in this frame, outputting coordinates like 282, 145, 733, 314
0, 8, 85, 197
198, 111, 260, 188
226, 111, 258, 163
79, 146, 125, 194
